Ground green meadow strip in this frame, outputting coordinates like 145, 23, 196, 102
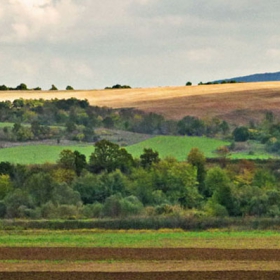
1, 230, 280, 248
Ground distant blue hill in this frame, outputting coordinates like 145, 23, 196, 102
216, 71, 280, 83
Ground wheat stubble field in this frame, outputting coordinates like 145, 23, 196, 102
2, 82, 280, 124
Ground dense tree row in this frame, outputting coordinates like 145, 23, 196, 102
0, 140, 279, 219
0, 98, 231, 142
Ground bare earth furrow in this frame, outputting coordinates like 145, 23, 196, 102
2, 248, 280, 261
2, 271, 280, 280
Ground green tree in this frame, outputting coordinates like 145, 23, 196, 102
66, 85, 74, 90
89, 140, 134, 173
52, 183, 81, 206
16, 83, 28, 90
153, 157, 200, 208
187, 148, 206, 196
4, 189, 33, 218
24, 172, 56, 206
205, 167, 237, 215
177, 116, 205, 136
127, 167, 155, 205
233, 126, 250, 142
50, 84, 58, 90
140, 148, 160, 168
57, 150, 87, 176
0, 175, 13, 200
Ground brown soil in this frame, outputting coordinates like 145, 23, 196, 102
1, 247, 280, 261
2, 271, 280, 280
2, 247, 280, 279
2, 82, 280, 124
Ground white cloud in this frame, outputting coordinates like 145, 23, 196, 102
1, 1, 280, 89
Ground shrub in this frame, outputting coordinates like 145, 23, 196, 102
233, 126, 250, 142
82, 203, 104, 218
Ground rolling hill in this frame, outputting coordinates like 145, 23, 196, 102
218, 71, 280, 83
1, 82, 280, 124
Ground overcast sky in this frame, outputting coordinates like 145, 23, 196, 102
1, 0, 280, 90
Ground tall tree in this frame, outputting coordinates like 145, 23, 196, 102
89, 140, 133, 173
187, 148, 206, 196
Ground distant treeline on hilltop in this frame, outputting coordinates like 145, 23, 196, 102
0, 83, 75, 91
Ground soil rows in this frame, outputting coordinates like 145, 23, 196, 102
1, 247, 280, 279
1, 247, 280, 261
2, 271, 280, 280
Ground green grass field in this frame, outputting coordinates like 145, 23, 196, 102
1, 229, 280, 248
0, 145, 94, 164
126, 136, 230, 160
0, 136, 275, 164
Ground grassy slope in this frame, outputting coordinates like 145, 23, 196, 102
126, 136, 229, 160
1, 230, 280, 248
0, 136, 229, 164
0, 136, 274, 164
0, 145, 94, 164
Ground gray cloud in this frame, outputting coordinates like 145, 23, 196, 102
0, 0, 280, 89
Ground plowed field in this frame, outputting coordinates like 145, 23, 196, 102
1, 248, 280, 279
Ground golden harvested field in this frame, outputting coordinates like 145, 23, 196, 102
2, 82, 280, 123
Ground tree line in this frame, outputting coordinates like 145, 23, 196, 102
0, 140, 279, 219
0, 83, 75, 91
0, 98, 232, 143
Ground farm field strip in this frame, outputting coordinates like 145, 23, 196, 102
0, 260, 280, 272
1, 230, 280, 279
2, 230, 280, 248
2, 248, 280, 261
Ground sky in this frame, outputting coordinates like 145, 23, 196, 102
1, 0, 280, 90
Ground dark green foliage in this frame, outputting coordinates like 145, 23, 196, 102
24, 172, 56, 206
186, 81, 192, 86
72, 170, 127, 204
0, 162, 13, 176
105, 84, 131, 89
177, 116, 205, 136
66, 85, 74, 90
102, 116, 114, 128
51, 183, 81, 206
16, 83, 28, 90
187, 148, 206, 196
72, 173, 100, 204
205, 167, 237, 216
50, 84, 58, 90
102, 194, 143, 218
89, 140, 134, 173
4, 189, 34, 218
140, 148, 160, 168
233, 126, 250, 142
0, 201, 6, 218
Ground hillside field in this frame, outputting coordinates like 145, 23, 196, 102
0, 135, 225, 164
0, 136, 274, 164
2, 82, 280, 124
